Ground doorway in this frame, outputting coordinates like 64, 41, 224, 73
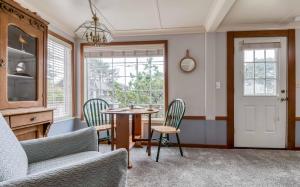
226, 30, 296, 149
234, 37, 287, 148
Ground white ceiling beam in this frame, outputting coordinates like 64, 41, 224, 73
155, 0, 163, 28
205, 0, 236, 32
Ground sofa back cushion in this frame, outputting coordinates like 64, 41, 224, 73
0, 113, 28, 182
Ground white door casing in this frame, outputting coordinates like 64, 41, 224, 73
234, 37, 287, 148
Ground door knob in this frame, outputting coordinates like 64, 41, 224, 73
280, 97, 288, 102
0, 59, 6, 67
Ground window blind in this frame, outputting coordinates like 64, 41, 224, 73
84, 44, 164, 58
241, 42, 281, 50
47, 36, 72, 120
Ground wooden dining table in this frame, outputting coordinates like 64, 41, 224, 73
101, 108, 159, 168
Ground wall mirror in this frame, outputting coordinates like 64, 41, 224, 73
179, 50, 196, 73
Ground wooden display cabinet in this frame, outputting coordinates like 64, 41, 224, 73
0, 0, 53, 140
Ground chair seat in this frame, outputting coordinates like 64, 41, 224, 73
28, 151, 100, 175
94, 124, 115, 131
151, 126, 180, 134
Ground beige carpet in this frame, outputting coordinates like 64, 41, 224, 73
99, 145, 300, 187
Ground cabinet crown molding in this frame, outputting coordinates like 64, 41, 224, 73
0, 0, 48, 31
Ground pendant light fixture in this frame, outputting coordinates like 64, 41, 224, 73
75, 0, 113, 46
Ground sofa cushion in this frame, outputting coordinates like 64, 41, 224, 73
0, 113, 28, 182
28, 151, 100, 175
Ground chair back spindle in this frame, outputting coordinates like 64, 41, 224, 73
83, 99, 110, 127
164, 99, 186, 129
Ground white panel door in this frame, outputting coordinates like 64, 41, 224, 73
234, 37, 287, 148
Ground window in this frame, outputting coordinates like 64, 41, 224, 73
243, 48, 278, 96
47, 35, 73, 120
83, 44, 166, 118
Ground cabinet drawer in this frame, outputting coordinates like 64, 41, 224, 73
10, 111, 52, 128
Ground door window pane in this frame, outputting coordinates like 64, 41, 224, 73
254, 63, 265, 79
244, 79, 254, 95
266, 79, 276, 96
266, 63, 276, 78
266, 49, 277, 61
244, 50, 254, 62
255, 79, 265, 95
243, 48, 278, 96
244, 63, 254, 79
255, 50, 265, 62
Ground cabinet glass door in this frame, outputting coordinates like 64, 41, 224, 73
7, 25, 37, 101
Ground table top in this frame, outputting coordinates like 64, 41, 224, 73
101, 107, 159, 115
0, 107, 54, 116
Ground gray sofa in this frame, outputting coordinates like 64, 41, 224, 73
0, 114, 128, 187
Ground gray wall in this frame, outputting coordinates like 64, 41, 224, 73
64, 118, 227, 145
160, 120, 227, 145
48, 30, 300, 147
296, 122, 300, 147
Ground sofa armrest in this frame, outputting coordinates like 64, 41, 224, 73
21, 127, 98, 163
0, 149, 128, 187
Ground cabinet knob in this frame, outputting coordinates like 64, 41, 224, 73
0, 59, 6, 67
30, 116, 37, 121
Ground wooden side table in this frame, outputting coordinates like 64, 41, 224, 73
102, 108, 159, 168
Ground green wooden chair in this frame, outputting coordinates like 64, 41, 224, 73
149, 98, 186, 162
83, 99, 114, 148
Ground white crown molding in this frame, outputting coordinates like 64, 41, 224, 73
217, 22, 300, 32
111, 26, 206, 37
16, 0, 75, 38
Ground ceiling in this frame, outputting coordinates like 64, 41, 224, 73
219, 0, 300, 31
16, 0, 300, 38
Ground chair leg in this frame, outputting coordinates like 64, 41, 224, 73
146, 130, 154, 153
107, 130, 111, 144
97, 131, 100, 152
176, 133, 183, 157
156, 133, 163, 162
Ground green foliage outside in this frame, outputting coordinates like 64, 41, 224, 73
85, 57, 164, 117
112, 57, 164, 108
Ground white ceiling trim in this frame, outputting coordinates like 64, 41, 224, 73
112, 26, 206, 37
217, 22, 300, 32
205, 0, 236, 32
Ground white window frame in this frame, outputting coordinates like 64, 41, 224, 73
47, 34, 73, 121
83, 44, 166, 119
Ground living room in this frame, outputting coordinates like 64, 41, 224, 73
0, 0, 300, 186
